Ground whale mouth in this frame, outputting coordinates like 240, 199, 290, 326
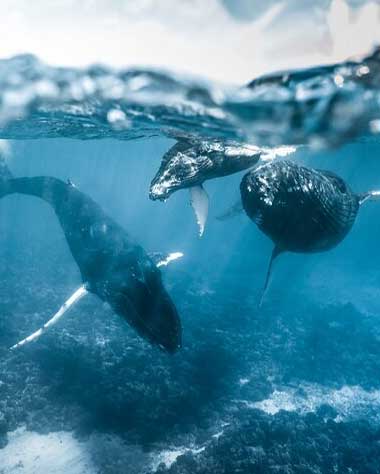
128, 303, 182, 354
139, 317, 182, 354
149, 181, 173, 201
149, 169, 185, 201
147, 296, 182, 354
149, 189, 168, 201
158, 338, 182, 354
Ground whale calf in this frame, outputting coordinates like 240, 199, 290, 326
1, 165, 182, 353
149, 137, 294, 236
240, 160, 380, 303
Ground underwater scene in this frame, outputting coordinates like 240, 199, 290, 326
2, 1, 380, 473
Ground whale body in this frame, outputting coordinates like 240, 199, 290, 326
241, 160, 360, 253
1, 175, 182, 353
150, 137, 294, 235
240, 160, 380, 302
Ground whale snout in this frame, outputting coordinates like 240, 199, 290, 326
142, 292, 182, 353
149, 169, 184, 201
106, 283, 182, 354
149, 179, 175, 201
149, 183, 168, 201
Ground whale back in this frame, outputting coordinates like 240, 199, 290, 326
0, 175, 182, 353
240, 160, 360, 253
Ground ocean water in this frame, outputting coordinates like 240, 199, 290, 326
1, 45, 380, 474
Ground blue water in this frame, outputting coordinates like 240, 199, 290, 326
1, 49, 380, 473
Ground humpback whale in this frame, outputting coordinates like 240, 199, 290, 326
149, 137, 294, 236
240, 160, 380, 304
0, 165, 182, 353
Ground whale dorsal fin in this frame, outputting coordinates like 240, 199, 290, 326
10, 285, 88, 350
190, 185, 209, 237
259, 246, 282, 307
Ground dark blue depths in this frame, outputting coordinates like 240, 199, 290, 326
1, 138, 380, 473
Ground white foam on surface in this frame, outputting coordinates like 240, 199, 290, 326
260, 146, 298, 162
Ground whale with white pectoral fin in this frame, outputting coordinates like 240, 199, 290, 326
239, 160, 380, 305
149, 135, 296, 236
1, 158, 183, 353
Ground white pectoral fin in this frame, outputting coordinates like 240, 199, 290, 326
190, 185, 209, 237
156, 252, 184, 268
10, 284, 89, 350
359, 190, 380, 205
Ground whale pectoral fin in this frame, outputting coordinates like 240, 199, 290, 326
359, 190, 380, 205
10, 284, 89, 350
190, 185, 209, 237
216, 200, 244, 221
259, 247, 282, 308
151, 252, 184, 268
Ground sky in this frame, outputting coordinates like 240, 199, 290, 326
0, 0, 379, 84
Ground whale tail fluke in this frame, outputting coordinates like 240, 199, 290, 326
259, 246, 282, 307
359, 190, 380, 205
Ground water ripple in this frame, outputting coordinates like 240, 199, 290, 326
0, 48, 379, 147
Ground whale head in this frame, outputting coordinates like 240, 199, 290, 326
149, 139, 261, 201
149, 140, 203, 201
118, 280, 182, 354
95, 253, 182, 353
